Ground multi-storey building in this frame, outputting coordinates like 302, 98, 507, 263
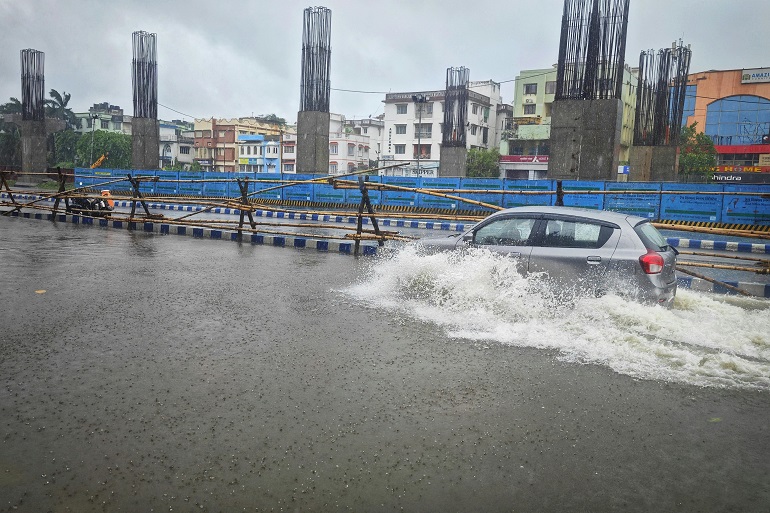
236, 135, 281, 173
193, 117, 285, 172
328, 113, 372, 175
281, 133, 296, 173
501, 65, 638, 179
681, 67, 770, 174
381, 80, 507, 177
343, 117, 384, 165
159, 121, 194, 169
74, 102, 132, 135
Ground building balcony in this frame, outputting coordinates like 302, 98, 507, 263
413, 154, 432, 160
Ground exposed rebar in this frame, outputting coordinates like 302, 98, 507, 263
634, 41, 692, 146
442, 66, 470, 148
132, 31, 158, 119
555, 0, 630, 100
20, 49, 45, 121
299, 6, 332, 113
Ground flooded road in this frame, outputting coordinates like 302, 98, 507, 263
1, 217, 769, 512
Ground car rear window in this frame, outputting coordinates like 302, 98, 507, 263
634, 221, 668, 250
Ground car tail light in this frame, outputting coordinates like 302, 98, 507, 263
639, 250, 664, 274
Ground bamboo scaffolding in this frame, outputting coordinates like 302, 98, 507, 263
331, 179, 504, 212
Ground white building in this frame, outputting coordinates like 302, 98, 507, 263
74, 102, 132, 135
159, 121, 195, 169
380, 80, 509, 176
328, 113, 372, 175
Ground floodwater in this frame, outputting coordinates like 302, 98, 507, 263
1, 217, 769, 512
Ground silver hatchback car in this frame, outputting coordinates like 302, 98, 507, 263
419, 206, 678, 306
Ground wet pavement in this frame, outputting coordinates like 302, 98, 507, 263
1, 216, 769, 512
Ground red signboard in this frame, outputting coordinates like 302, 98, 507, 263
500, 155, 550, 163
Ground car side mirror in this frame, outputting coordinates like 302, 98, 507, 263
462, 233, 473, 244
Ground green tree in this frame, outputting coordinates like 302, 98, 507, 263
53, 130, 81, 168
75, 130, 132, 169
466, 148, 501, 178
0, 97, 22, 115
678, 122, 717, 180
261, 113, 287, 126
0, 97, 22, 166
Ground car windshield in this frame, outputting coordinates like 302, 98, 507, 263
634, 221, 668, 250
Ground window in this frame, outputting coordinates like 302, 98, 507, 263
101, 120, 109, 129
474, 217, 537, 246
195, 131, 203, 138
218, 131, 226, 137
414, 123, 432, 138
705, 95, 770, 145
113, 122, 121, 130
394, 144, 406, 155
395, 124, 407, 134
284, 163, 295, 172
363, 127, 368, 134
472, 103, 479, 114
416, 103, 433, 116
524, 83, 537, 95
470, 125, 477, 135
329, 163, 338, 173
348, 143, 355, 156
240, 146, 245, 155
396, 104, 408, 114
284, 145, 295, 154
542, 220, 613, 249
545, 81, 556, 95
330, 143, 338, 154
524, 104, 536, 115
180, 146, 190, 155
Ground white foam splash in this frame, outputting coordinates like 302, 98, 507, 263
346, 245, 770, 390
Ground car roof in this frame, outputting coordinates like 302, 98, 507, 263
490, 205, 645, 225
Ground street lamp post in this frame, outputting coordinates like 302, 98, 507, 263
412, 94, 430, 174
89, 113, 99, 166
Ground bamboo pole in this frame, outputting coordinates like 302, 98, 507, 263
677, 261, 769, 274
676, 250, 770, 265
653, 223, 769, 240
332, 179, 505, 212
676, 266, 752, 296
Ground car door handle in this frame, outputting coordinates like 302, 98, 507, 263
586, 256, 602, 264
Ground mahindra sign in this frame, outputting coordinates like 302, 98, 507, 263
500, 155, 549, 163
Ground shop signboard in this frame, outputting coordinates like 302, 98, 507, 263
741, 67, 770, 84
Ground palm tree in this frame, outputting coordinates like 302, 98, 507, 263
45, 89, 77, 129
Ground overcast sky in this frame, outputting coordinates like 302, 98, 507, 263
1, 0, 767, 124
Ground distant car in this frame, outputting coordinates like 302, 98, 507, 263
419, 206, 678, 306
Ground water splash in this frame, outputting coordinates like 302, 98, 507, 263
347, 245, 770, 390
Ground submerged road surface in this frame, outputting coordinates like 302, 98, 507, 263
1, 216, 769, 512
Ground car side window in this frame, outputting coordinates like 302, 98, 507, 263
541, 219, 612, 249
474, 217, 536, 246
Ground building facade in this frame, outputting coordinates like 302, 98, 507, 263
328, 113, 373, 175
501, 65, 638, 179
682, 67, 770, 174
381, 80, 507, 177
159, 121, 194, 169
193, 118, 285, 173
74, 102, 132, 135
